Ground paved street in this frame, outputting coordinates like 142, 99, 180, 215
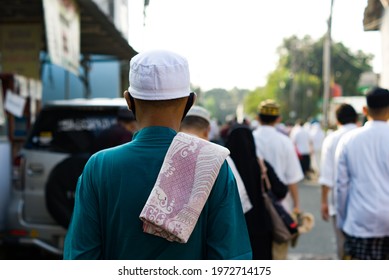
288, 179, 338, 260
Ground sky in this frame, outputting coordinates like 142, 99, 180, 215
128, 0, 382, 91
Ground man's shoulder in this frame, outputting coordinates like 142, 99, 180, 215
335, 127, 365, 154
342, 126, 365, 142
211, 161, 236, 192
275, 130, 294, 146
217, 160, 234, 181
323, 129, 342, 146
88, 143, 133, 167
254, 126, 290, 140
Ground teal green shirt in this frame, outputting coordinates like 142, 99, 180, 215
64, 127, 252, 260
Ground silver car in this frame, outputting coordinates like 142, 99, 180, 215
4, 98, 129, 255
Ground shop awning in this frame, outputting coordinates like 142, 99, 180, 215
0, 0, 137, 60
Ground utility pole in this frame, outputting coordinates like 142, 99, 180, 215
322, 0, 334, 129
143, 0, 150, 26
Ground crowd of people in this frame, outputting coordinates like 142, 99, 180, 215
63, 49, 389, 260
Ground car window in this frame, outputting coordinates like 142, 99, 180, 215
25, 107, 120, 153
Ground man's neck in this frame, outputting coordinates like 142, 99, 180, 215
367, 115, 389, 122
180, 128, 208, 140
259, 122, 276, 127
135, 106, 185, 132
137, 117, 182, 131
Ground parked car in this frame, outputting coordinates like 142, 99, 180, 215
4, 98, 129, 255
0, 127, 11, 234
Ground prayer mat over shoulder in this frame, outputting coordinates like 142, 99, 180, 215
139, 132, 230, 243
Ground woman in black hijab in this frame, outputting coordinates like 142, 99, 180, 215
225, 124, 288, 259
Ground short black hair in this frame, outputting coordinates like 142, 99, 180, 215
181, 115, 210, 131
336, 103, 357, 125
366, 87, 389, 109
258, 113, 278, 124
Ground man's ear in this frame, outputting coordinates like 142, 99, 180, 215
362, 106, 368, 117
182, 92, 196, 120
204, 125, 211, 140
124, 90, 136, 118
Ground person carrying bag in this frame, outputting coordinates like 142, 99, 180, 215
259, 159, 298, 243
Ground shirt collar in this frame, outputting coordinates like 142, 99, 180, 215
132, 126, 177, 142
258, 124, 277, 131
364, 120, 389, 127
341, 123, 357, 130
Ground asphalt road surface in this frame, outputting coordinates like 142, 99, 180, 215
288, 178, 338, 260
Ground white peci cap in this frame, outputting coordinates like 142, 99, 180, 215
128, 50, 191, 100
186, 106, 211, 123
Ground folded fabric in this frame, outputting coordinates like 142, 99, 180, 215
139, 132, 230, 243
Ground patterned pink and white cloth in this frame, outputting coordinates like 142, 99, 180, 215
139, 132, 230, 243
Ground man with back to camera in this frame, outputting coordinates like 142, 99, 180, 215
290, 119, 312, 179
63, 50, 252, 260
252, 99, 304, 260
319, 103, 358, 259
335, 87, 389, 260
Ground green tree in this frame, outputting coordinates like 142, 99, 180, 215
260, 35, 373, 121
244, 86, 270, 119
201, 87, 249, 123
202, 88, 234, 123
281, 36, 373, 95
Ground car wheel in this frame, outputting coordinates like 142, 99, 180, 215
45, 155, 89, 229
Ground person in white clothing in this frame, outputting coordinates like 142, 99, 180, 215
335, 87, 389, 260
319, 103, 358, 259
309, 120, 325, 177
252, 99, 304, 260
290, 119, 312, 179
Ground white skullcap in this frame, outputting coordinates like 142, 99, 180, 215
128, 50, 191, 100
186, 106, 211, 123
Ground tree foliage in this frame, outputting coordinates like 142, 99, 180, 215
249, 35, 374, 121
200, 87, 249, 123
